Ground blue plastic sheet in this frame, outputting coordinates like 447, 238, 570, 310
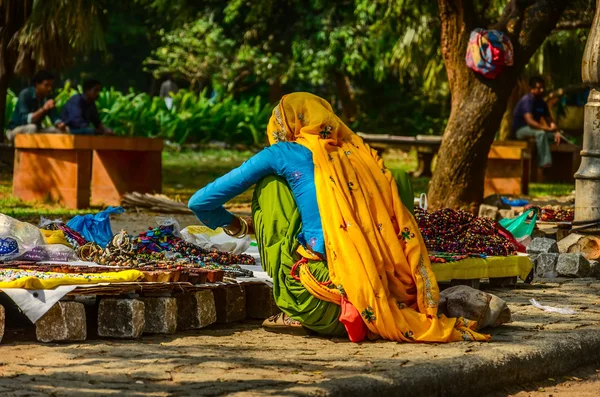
66, 206, 124, 247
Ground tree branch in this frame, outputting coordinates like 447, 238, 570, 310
554, 20, 592, 30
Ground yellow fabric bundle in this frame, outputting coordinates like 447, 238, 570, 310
267, 93, 488, 342
0, 269, 144, 289
40, 229, 72, 248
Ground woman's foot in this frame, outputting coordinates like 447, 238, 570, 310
262, 313, 308, 335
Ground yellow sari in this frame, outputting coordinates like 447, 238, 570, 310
267, 93, 489, 342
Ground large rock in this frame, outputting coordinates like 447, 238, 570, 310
213, 286, 246, 323
98, 299, 145, 339
534, 253, 559, 278
176, 290, 217, 330
245, 283, 280, 319
438, 285, 510, 330
143, 297, 177, 334
527, 238, 559, 255
36, 301, 87, 343
478, 204, 499, 220
0, 305, 4, 344
556, 253, 591, 278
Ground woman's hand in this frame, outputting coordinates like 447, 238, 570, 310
242, 216, 254, 235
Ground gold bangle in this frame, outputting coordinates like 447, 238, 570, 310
224, 216, 248, 238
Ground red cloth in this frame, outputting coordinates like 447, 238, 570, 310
339, 296, 368, 343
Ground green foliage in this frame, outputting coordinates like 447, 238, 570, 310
145, 18, 236, 89
5, 87, 272, 145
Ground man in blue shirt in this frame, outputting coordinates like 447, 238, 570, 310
6, 70, 66, 141
512, 76, 561, 168
61, 79, 113, 135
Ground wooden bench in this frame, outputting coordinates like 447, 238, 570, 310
13, 134, 164, 209
484, 141, 531, 197
358, 133, 442, 177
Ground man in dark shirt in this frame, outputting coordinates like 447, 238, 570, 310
61, 79, 113, 135
6, 70, 66, 141
512, 76, 560, 168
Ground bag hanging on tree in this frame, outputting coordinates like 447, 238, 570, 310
466, 28, 514, 79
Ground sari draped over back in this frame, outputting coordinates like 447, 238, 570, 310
266, 92, 488, 342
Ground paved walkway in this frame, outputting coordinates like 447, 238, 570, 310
1, 279, 599, 396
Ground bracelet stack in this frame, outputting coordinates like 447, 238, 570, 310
224, 216, 249, 239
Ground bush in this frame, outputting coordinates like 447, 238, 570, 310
5, 87, 272, 145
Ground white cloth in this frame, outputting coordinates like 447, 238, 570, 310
1, 285, 79, 323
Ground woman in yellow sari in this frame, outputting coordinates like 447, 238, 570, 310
189, 92, 488, 342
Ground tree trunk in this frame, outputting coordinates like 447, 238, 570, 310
499, 78, 528, 141
0, 70, 9, 136
429, 0, 571, 211
269, 78, 284, 104
334, 72, 358, 122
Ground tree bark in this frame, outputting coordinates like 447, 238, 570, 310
429, 0, 571, 211
268, 78, 284, 104
334, 72, 358, 122
499, 77, 528, 141
0, 70, 10, 136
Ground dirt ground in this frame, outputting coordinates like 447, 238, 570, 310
0, 278, 599, 396
489, 364, 600, 396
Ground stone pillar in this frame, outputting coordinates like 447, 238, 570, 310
98, 299, 145, 339
575, 0, 600, 233
35, 301, 87, 343
142, 297, 178, 334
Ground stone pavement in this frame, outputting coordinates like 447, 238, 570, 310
0, 279, 599, 397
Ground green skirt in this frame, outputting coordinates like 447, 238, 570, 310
251, 171, 414, 337
252, 176, 346, 336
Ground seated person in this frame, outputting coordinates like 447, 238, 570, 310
61, 79, 113, 135
512, 76, 560, 168
6, 70, 66, 141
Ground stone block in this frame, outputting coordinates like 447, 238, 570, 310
527, 238, 559, 255
534, 253, 559, 278
478, 204, 499, 220
590, 260, 600, 278
176, 290, 217, 330
245, 283, 280, 319
556, 253, 591, 278
0, 305, 4, 344
143, 297, 177, 334
497, 209, 515, 220
213, 285, 246, 323
98, 299, 145, 339
36, 301, 86, 343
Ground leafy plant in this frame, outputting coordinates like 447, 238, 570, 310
5, 86, 272, 145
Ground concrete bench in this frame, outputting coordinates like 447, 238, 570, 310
13, 134, 163, 209
358, 133, 442, 177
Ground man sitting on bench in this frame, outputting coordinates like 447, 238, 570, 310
6, 70, 66, 142
512, 76, 560, 168
61, 78, 113, 135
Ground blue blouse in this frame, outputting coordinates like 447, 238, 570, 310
188, 142, 325, 256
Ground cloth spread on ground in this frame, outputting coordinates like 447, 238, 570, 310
0, 268, 143, 289
431, 255, 532, 282
267, 93, 488, 342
